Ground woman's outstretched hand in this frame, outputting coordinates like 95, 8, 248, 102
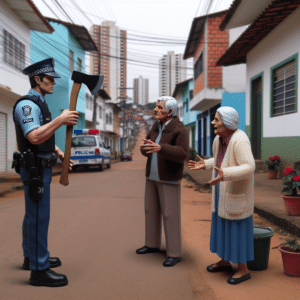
188, 154, 205, 171
209, 167, 224, 186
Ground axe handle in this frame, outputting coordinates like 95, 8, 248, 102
59, 82, 81, 186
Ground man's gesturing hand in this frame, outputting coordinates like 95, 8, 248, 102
188, 154, 205, 171
141, 139, 161, 154
60, 109, 79, 126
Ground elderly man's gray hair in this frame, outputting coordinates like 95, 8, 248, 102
157, 96, 178, 117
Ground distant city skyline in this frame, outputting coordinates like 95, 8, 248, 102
133, 75, 149, 106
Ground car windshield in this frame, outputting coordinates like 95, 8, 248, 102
72, 136, 97, 147
123, 152, 130, 156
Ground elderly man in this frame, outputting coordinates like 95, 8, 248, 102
137, 96, 189, 267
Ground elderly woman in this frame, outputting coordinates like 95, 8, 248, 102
188, 106, 255, 285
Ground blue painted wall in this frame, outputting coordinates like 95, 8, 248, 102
221, 92, 246, 132
30, 21, 86, 151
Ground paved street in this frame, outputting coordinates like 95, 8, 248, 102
0, 127, 300, 299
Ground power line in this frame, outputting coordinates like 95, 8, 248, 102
52, 0, 74, 23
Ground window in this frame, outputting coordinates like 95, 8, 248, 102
272, 60, 296, 116
110, 112, 112, 124
3, 30, 25, 71
106, 113, 109, 124
78, 58, 82, 71
99, 106, 102, 119
69, 50, 74, 71
186, 99, 189, 112
194, 53, 203, 80
189, 90, 194, 100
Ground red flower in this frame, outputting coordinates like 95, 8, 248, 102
274, 155, 280, 160
293, 176, 300, 182
269, 156, 275, 161
284, 167, 294, 175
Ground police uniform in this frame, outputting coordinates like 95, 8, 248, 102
12, 59, 65, 282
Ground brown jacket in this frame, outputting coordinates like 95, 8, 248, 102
141, 117, 189, 181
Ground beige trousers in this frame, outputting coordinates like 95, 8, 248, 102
144, 179, 182, 257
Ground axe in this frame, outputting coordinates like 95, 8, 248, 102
59, 71, 104, 186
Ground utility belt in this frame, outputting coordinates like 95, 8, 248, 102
11, 150, 57, 202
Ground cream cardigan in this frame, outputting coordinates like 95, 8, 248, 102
204, 129, 255, 220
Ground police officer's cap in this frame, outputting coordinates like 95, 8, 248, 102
22, 58, 60, 78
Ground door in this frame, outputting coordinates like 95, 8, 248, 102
0, 112, 7, 172
251, 77, 262, 159
198, 119, 202, 156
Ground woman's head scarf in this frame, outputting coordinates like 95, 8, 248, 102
216, 106, 239, 130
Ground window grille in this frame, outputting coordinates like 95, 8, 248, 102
272, 60, 296, 116
3, 30, 25, 71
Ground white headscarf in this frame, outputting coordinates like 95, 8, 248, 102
216, 106, 239, 130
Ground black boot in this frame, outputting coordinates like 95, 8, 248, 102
23, 257, 61, 270
29, 269, 68, 287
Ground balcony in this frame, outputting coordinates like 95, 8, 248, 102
190, 88, 222, 111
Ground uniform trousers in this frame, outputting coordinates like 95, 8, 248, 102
20, 166, 52, 271
144, 179, 181, 257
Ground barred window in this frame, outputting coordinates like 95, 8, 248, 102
3, 30, 25, 71
194, 53, 203, 81
272, 60, 296, 116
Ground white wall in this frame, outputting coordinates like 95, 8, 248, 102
0, 0, 32, 170
0, 0, 31, 95
222, 26, 247, 93
246, 7, 300, 138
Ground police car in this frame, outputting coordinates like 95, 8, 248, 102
71, 129, 111, 171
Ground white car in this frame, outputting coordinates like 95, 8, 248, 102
71, 129, 111, 171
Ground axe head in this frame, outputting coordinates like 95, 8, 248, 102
72, 71, 104, 95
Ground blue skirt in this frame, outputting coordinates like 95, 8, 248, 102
210, 183, 254, 263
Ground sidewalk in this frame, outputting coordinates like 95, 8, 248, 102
183, 163, 300, 238
0, 159, 120, 197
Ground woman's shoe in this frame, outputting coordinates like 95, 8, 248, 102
227, 273, 251, 284
207, 264, 233, 273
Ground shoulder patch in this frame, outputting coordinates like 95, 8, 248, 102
22, 105, 32, 117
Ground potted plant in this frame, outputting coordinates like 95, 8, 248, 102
273, 238, 300, 277
281, 167, 300, 215
265, 155, 281, 179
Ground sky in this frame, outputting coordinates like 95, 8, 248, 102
33, 0, 234, 102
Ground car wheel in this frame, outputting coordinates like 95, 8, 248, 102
98, 163, 104, 171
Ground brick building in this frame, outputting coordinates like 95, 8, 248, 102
184, 10, 247, 157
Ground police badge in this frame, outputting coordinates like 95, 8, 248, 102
22, 105, 32, 116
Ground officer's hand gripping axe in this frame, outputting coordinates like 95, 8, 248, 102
59, 71, 104, 186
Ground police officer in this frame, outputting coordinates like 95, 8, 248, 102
13, 58, 79, 287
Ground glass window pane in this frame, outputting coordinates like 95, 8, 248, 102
274, 93, 284, 101
273, 100, 283, 108
285, 104, 295, 112
274, 107, 284, 115
274, 80, 284, 89
274, 86, 284, 95
285, 75, 295, 84
286, 83, 295, 91
286, 97, 295, 105
285, 90, 295, 99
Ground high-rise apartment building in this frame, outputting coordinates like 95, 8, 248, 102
133, 76, 149, 105
90, 21, 127, 103
159, 51, 187, 97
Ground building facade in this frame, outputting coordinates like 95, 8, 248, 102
0, 0, 53, 172
133, 76, 149, 105
184, 10, 247, 157
218, 0, 300, 168
159, 51, 187, 97
31, 18, 97, 152
90, 21, 127, 103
